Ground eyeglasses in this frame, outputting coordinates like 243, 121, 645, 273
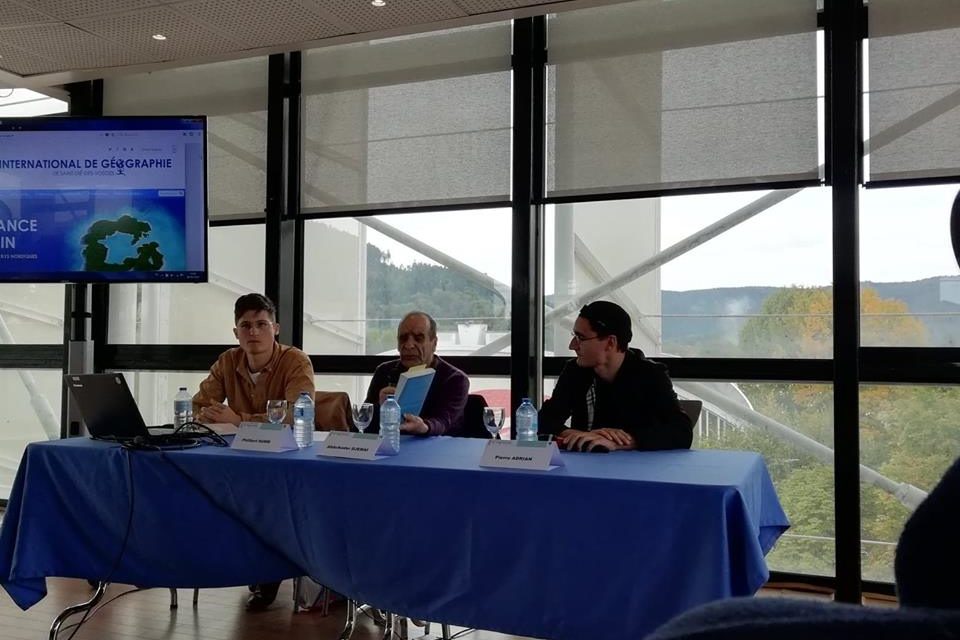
237, 320, 274, 333
570, 332, 604, 344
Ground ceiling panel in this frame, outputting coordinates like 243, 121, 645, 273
309, 0, 467, 33
18, 0, 160, 21
177, 0, 350, 50
0, 23, 138, 71
1, 0, 611, 81
454, 0, 569, 13
73, 6, 241, 63
0, 41, 59, 76
0, 2, 56, 27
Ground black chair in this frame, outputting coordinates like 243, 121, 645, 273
646, 455, 960, 640
460, 393, 493, 439
678, 398, 703, 428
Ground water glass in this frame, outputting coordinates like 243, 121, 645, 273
266, 399, 287, 424
482, 406, 505, 439
352, 402, 374, 433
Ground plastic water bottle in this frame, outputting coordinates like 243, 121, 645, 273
515, 397, 538, 442
293, 392, 315, 448
173, 387, 193, 429
380, 394, 401, 455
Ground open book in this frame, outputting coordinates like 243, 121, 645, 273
394, 367, 436, 417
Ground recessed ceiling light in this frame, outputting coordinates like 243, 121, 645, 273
371, 0, 386, 6
152, 33, 167, 41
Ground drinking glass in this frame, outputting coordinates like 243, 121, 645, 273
352, 402, 375, 434
482, 406, 505, 439
266, 399, 287, 424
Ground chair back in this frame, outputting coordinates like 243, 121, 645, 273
314, 391, 353, 431
678, 399, 703, 427
459, 393, 491, 438
895, 455, 960, 609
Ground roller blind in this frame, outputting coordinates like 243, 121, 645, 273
301, 24, 512, 211
547, 0, 819, 198
104, 57, 269, 220
867, 0, 960, 183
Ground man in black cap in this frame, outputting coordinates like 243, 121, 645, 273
539, 300, 692, 452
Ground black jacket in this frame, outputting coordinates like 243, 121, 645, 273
538, 348, 693, 450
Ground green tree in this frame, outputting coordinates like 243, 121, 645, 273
723, 285, 951, 580
364, 244, 507, 353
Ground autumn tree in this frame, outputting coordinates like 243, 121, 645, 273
703, 285, 948, 580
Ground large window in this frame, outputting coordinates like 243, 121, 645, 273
108, 225, 264, 344
865, 0, 960, 182
687, 380, 835, 578
859, 184, 960, 347
542, 188, 832, 359
0, 88, 67, 117
102, 58, 269, 346
859, 384, 960, 582
119, 370, 210, 427
103, 57, 269, 220
301, 24, 512, 211
302, 209, 511, 356
0, 284, 65, 345
0, 369, 62, 500
0, 90, 67, 500
546, 0, 820, 198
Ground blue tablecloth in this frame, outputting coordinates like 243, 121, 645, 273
0, 436, 788, 640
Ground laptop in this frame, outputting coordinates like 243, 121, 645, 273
65, 373, 195, 446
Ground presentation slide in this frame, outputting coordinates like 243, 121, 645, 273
0, 118, 206, 282
0, 189, 186, 272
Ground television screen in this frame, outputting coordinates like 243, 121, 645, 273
0, 116, 208, 283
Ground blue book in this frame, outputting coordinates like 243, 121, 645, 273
394, 367, 435, 417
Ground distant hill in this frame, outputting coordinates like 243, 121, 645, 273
869, 277, 960, 346
662, 276, 960, 353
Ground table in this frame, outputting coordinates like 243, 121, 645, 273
0, 436, 788, 640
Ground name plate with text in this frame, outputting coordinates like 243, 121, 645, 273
480, 439, 564, 471
230, 422, 299, 453
317, 431, 385, 460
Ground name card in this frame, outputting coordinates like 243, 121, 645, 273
480, 439, 564, 471
317, 431, 385, 460
231, 422, 299, 453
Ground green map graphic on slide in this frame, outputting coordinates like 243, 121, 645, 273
81, 214, 165, 272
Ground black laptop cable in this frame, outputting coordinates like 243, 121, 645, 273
171, 421, 229, 447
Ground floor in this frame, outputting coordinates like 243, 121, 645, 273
1, 578, 537, 640
0, 576, 899, 640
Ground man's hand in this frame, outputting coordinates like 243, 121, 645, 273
198, 401, 241, 426
558, 429, 621, 452
378, 385, 397, 406
400, 414, 430, 435
591, 428, 635, 449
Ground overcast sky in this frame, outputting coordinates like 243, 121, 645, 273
367, 183, 960, 293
